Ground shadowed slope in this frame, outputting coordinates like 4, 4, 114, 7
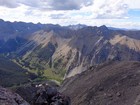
60, 61, 140, 105
0, 56, 36, 87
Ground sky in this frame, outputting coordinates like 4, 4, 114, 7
0, 0, 140, 29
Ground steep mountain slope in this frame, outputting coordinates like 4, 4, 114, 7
53, 26, 140, 77
13, 25, 140, 79
1, 19, 140, 80
13, 28, 75, 81
0, 19, 64, 53
0, 19, 46, 53
60, 61, 140, 105
110, 35, 140, 51
0, 56, 36, 87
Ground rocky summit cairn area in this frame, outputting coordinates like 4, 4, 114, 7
14, 83, 71, 105
32, 83, 70, 105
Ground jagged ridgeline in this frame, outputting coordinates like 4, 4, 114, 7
0, 19, 140, 84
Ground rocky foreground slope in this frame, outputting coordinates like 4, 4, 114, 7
0, 86, 29, 105
60, 61, 140, 105
0, 84, 70, 105
15, 83, 70, 105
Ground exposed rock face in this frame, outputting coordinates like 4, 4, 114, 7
0, 86, 29, 105
110, 35, 140, 51
60, 61, 140, 105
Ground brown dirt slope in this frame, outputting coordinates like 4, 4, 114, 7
60, 61, 140, 105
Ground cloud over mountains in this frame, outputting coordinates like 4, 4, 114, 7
0, 0, 93, 10
0, 0, 19, 8
0, 0, 139, 29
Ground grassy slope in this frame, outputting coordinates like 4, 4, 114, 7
15, 43, 67, 83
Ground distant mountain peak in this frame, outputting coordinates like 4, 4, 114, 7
0, 19, 4, 22
66, 24, 87, 30
99, 25, 108, 30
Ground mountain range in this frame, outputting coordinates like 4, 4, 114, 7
0, 19, 140, 105
0, 19, 140, 82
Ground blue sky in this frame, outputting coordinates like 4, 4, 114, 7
0, 0, 140, 29
128, 9, 140, 22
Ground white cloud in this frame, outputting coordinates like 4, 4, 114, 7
83, 0, 128, 19
0, 0, 19, 8
0, 0, 139, 29
49, 0, 129, 20
124, 0, 140, 9
0, 0, 93, 10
